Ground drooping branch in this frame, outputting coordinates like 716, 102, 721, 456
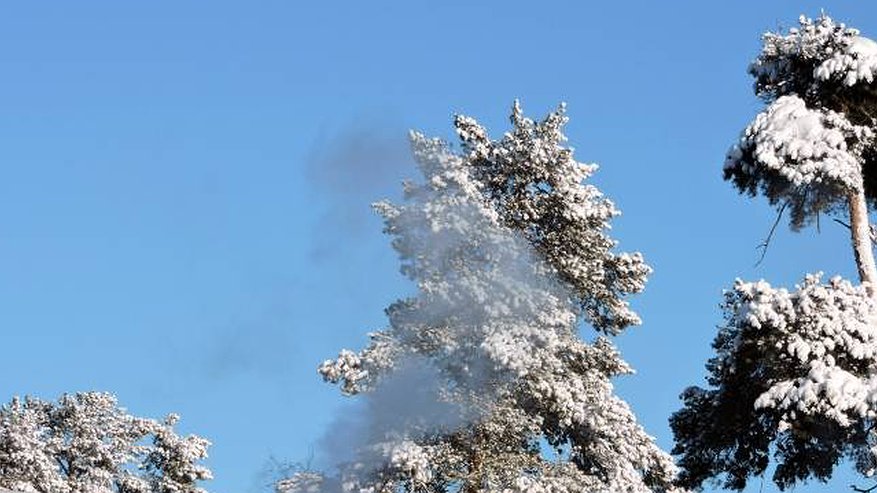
755, 201, 788, 266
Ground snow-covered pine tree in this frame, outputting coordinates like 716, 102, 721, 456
278, 103, 680, 493
0, 392, 212, 493
671, 14, 877, 491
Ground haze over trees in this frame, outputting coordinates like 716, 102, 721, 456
277, 103, 681, 493
0, 392, 212, 493
671, 13, 877, 492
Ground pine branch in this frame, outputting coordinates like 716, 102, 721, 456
832, 218, 877, 244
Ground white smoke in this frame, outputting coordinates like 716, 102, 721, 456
279, 130, 578, 493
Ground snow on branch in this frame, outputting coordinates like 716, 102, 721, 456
672, 274, 877, 490
752, 14, 877, 98
725, 95, 873, 229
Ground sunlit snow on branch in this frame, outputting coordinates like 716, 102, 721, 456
725, 95, 873, 229
752, 14, 877, 97
817, 35, 877, 87
672, 274, 877, 490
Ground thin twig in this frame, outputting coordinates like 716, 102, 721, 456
851, 481, 877, 493
755, 201, 788, 266
834, 218, 877, 244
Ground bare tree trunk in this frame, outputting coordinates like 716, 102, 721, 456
848, 188, 877, 298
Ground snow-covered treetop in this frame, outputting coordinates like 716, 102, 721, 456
320, 102, 653, 396
752, 14, 877, 98
296, 103, 679, 493
724, 13, 877, 229
671, 274, 877, 490
0, 392, 212, 493
455, 101, 651, 335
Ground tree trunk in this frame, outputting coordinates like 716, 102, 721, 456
848, 188, 877, 298
462, 431, 483, 493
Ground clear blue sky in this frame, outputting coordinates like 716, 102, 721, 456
2, 2, 877, 492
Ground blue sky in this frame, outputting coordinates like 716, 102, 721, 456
2, 2, 877, 492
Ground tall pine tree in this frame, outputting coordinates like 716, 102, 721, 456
279, 103, 680, 493
672, 14, 877, 491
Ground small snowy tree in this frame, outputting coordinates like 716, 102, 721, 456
278, 103, 680, 493
0, 392, 212, 493
672, 14, 877, 491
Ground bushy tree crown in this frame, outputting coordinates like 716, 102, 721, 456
280, 103, 678, 493
674, 14, 877, 491
0, 392, 211, 493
